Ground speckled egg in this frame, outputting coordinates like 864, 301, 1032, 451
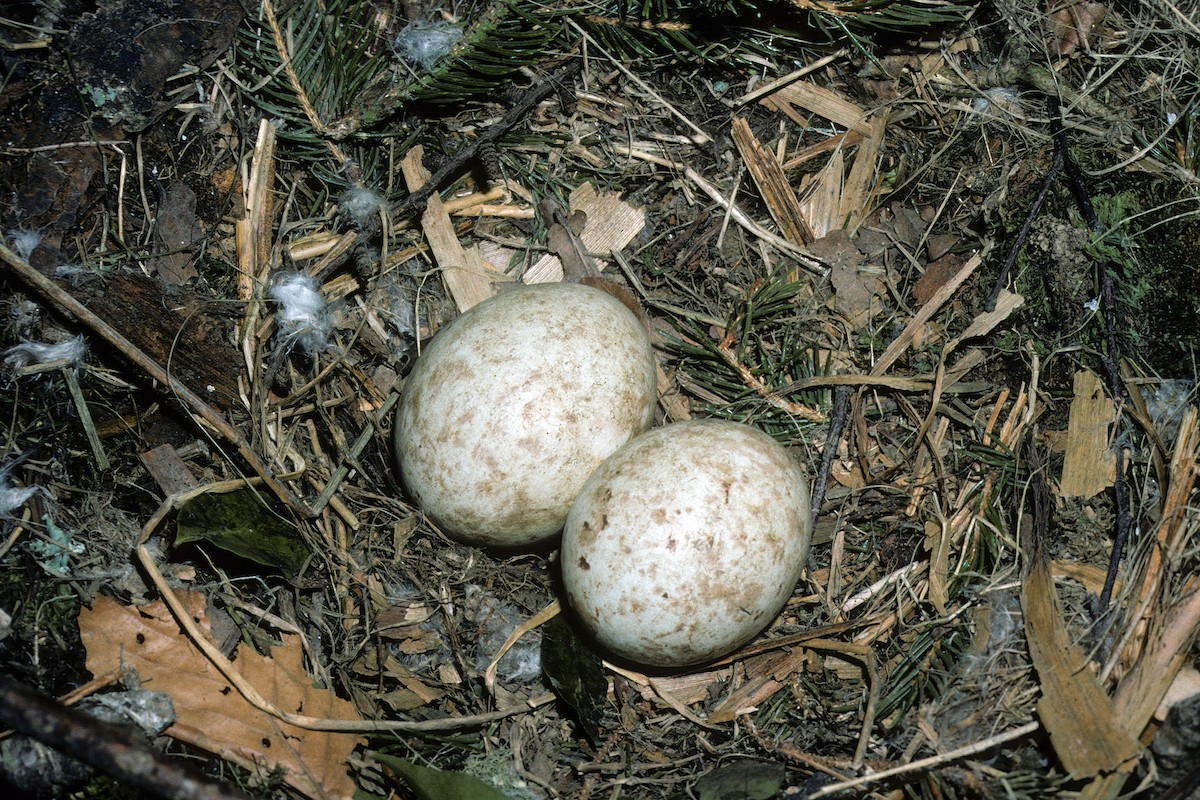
394, 282, 657, 547
561, 419, 811, 666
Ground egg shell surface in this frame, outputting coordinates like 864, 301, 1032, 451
394, 282, 657, 547
561, 419, 811, 667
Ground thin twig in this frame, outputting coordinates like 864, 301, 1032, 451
1049, 97, 1132, 610
807, 721, 1040, 797
985, 111, 1062, 310
389, 62, 584, 225
713, 340, 825, 420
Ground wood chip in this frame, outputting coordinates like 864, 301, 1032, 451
401, 146, 502, 311
523, 183, 645, 284
1059, 370, 1117, 499
731, 116, 813, 245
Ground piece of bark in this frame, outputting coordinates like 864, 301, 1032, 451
78, 271, 241, 412
1060, 370, 1117, 499
150, 183, 204, 285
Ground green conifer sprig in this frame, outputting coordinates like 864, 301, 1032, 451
236, 0, 417, 190
663, 276, 830, 439
239, 0, 393, 140
238, 0, 972, 146
799, 0, 974, 30
347, 0, 569, 125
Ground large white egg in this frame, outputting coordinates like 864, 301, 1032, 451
394, 282, 657, 547
561, 420, 811, 667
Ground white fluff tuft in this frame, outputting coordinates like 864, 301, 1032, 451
0, 453, 49, 520
4, 335, 87, 371
465, 584, 543, 685
338, 187, 385, 229
6, 229, 41, 261
393, 20, 462, 71
0, 479, 38, 519
971, 87, 1023, 121
270, 272, 332, 355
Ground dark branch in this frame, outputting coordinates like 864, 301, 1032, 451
0, 676, 253, 800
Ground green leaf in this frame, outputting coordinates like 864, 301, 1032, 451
695, 759, 786, 800
541, 613, 607, 743
372, 753, 514, 800
175, 487, 311, 574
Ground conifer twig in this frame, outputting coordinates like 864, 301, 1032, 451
259, 0, 353, 166
389, 61, 584, 224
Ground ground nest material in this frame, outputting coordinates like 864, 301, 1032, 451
2, 0, 1200, 798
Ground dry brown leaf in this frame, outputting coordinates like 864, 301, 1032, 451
839, 114, 885, 232
808, 230, 876, 330
1048, 0, 1108, 55
924, 519, 951, 615
150, 182, 203, 285
913, 253, 966, 306
80, 591, 364, 800
797, 149, 844, 239
759, 80, 873, 134
1021, 556, 1140, 777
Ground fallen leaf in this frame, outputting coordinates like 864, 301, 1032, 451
541, 614, 606, 744
914, 252, 966, 306
1048, 0, 1107, 56
695, 759, 785, 800
174, 486, 313, 575
373, 753, 512, 800
808, 230, 876, 330
80, 591, 364, 800
541, 195, 599, 282
1022, 555, 1139, 777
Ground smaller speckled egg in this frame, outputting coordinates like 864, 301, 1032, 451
561, 420, 811, 667
394, 282, 657, 548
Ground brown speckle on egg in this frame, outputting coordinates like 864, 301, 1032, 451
561, 419, 812, 667
394, 282, 657, 547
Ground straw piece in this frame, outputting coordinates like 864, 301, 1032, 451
731, 116, 813, 245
